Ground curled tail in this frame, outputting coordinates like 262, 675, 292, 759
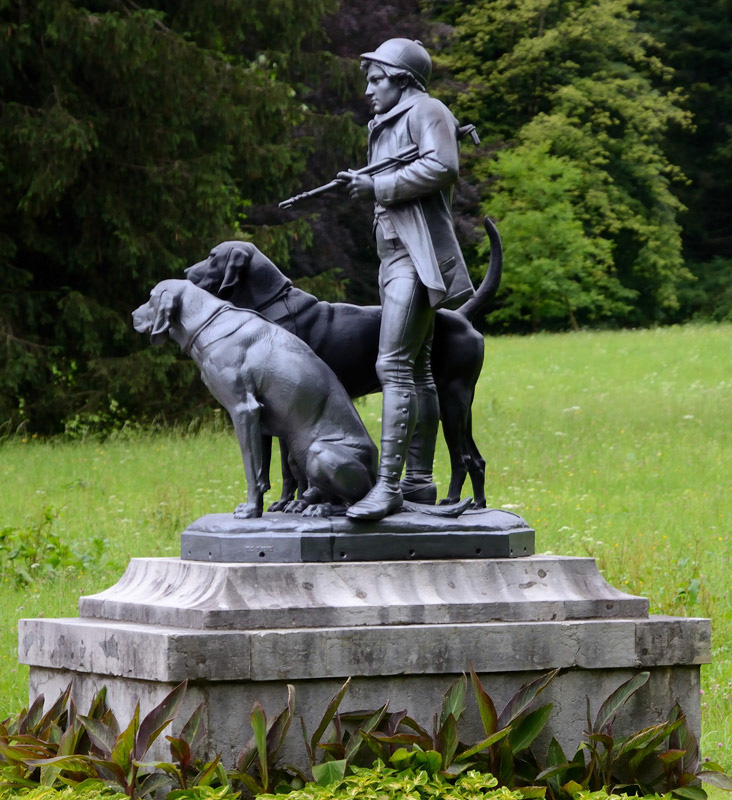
457, 216, 502, 324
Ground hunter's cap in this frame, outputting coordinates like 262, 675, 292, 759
361, 38, 432, 89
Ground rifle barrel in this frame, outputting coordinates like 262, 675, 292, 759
278, 144, 420, 210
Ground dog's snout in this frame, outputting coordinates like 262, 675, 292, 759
185, 259, 210, 286
132, 302, 152, 333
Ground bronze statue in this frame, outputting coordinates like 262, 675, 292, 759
132, 280, 378, 518
185, 221, 501, 513
335, 39, 477, 520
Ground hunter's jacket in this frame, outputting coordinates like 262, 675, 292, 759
369, 92, 475, 309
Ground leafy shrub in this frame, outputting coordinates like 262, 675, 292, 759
2, 672, 730, 800
0, 785, 126, 800
0, 681, 227, 800
0, 507, 103, 587
257, 761, 517, 800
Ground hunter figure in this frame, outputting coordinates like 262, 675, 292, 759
339, 38, 475, 520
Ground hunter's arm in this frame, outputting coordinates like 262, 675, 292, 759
373, 98, 459, 205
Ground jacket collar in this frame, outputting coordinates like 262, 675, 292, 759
368, 92, 426, 134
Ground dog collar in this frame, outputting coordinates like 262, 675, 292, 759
181, 304, 233, 356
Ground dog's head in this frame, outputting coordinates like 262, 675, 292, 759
184, 241, 292, 310
185, 241, 257, 296
132, 279, 185, 346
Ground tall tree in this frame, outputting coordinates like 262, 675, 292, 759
438, 0, 691, 329
639, 0, 732, 321
0, 0, 334, 433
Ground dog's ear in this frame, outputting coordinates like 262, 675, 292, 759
150, 288, 178, 345
220, 245, 254, 293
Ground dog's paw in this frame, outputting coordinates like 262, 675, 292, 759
283, 499, 309, 514
233, 502, 263, 519
302, 503, 348, 518
268, 498, 293, 513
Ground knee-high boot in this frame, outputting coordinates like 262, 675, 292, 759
346, 385, 416, 520
401, 382, 439, 504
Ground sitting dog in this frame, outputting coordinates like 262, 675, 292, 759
132, 279, 378, 518
185, 218, 502, 508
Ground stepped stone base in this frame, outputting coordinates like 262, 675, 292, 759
19, 552, 710, 769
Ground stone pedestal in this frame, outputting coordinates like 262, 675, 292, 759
18, 512, 710, 769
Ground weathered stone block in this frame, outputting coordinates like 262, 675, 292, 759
19, 554, 709, 770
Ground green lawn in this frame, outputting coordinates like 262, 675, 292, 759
1, 323, 731, 768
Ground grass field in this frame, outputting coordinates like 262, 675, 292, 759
1, 323, 731, 770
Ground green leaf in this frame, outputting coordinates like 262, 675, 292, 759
470, 664, 498, 737
234, 771, 264, 795
701, 761, 727, 772
519, 787, 547, 798
592, 672, 649, 733
699, 770, 732, 790
250, 700, 269, 790
443, 761, 472, 777
498, 737, 515, 787
498, 669, 559, 729
368, 731, 429, 746
167, 735, 191, 767
312, 758, 347, 786
587, 731, 614, 750
400, 716, 432, 739
20, 694, 45, 733
536, 762, 574, 782
389, 748, 415, 769
86, 754, 129, 784
179, 702, 206, 756
414, 749, 442, 775
136, 771, 173, 799
658, 748, 686, 765
510, 704, 553, 753
24, 754, 94, 772
669, 705, 700, 774
316, 742, 345, 758
619, 720, 680, 757
344, 702, 388, 763
57, 720, 82, 758
454, 727, 511, 762
111, 702, 139, 773
626, 720, 685, 772
546, 737, 567, 768
266, 684, 295, 763
87, 686, 108, 720
440, 675, 467, 727
309, 678, 351, 762
435, 713, 459, 768
192, 755, 222, 788
673, 785, 709, 800
101, 708, 121, 739
561, 779, 585, 795
134, 680, 187, 760
37, 683, 72, 732
78, 714, 117, 756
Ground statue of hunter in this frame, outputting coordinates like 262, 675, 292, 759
339, 38, 475, 521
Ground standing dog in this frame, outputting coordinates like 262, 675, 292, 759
185, 218, 502, 508
132, 280, 378, 518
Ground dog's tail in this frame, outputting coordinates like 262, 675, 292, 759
456, 216, 503, 325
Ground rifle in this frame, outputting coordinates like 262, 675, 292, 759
278, 124, 479, 210
278, 144, 419, 210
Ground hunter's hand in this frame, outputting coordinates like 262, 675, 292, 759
337, 171, 375, 200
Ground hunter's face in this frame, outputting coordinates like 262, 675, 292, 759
365, 64, 402, 115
